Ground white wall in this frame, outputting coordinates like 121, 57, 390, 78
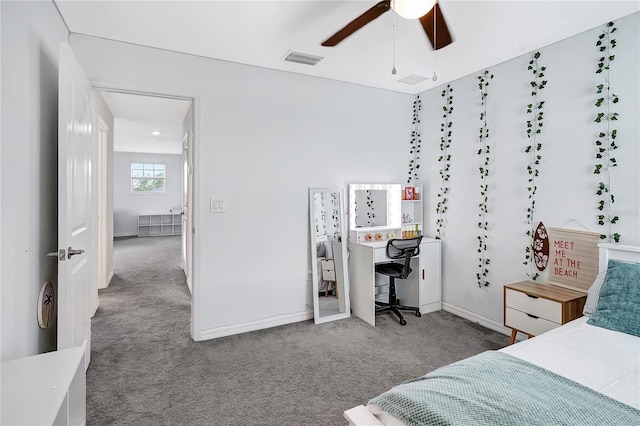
1, 1, 69, 360
7, 2, 634, 350
113, 152, 183, 237
419, 12, 639, 331
69, 33, 412, 339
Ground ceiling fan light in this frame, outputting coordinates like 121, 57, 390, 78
392, 0, 435, 19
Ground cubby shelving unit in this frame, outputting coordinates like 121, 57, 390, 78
138, 213, 182, 237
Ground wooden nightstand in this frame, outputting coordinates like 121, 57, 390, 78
504, 281, 587, 345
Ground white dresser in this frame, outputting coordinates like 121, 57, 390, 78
349, 238, 442, 326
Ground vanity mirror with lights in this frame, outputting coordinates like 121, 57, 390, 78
348, 184, 402, 242
348, 183, 442, 326
309, 188, 351, 324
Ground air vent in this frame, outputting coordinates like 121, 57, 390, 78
397, 74, 428, 85
284, 51, 323, 66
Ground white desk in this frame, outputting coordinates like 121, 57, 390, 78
349, 238, 441, 326
1, 345, 86, 425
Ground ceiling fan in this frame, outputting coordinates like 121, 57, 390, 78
321, 0, 453, 50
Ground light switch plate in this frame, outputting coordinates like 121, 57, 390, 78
210, 196, 226, 213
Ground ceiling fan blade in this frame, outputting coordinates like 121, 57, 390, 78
419, 2, 453, 50
321, 0, 391, 47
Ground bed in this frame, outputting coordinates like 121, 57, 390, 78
344, 243, 640, 425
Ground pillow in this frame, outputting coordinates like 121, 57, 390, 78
587, 259, 640, 337
316, 242, 326, 258
583, 270, 606, 317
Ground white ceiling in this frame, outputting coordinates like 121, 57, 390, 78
55, 1, 639, 95
99, 91, 191, 154
59, 1, 639, 153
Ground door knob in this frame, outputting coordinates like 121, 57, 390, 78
67, 247, 85, 259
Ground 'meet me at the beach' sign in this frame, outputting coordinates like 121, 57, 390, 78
548, 227, 600, 293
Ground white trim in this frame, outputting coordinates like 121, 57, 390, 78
195, 310, 313, 341
420, 301, 442, 314
190, 95, 201, 342
442, 302, 511, 337
114, 232, 138, 238
107, 270, 114, 286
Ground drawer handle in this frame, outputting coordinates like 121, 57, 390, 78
527, 294, 539, 299
526, 313, 539, 319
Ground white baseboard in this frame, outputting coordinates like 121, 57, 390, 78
419, 301, 442, 314
114, 232, 137, 238
195, 310, 314, 341
442, 302, 511, 337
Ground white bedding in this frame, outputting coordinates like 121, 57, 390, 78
500, 316, 640, 409
355, 317, 640, 425
345, 244, 640, 425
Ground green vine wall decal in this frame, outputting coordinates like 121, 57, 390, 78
477, 70, 493, 288
436, 84, 454, 239
594, 21, 620, 243
524, 51, 547, 280
407, 95, 422, 184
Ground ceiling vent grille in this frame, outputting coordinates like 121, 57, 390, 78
397, 74, 428, 85
284, 51, 323, 66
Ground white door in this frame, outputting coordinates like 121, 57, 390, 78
57, 42, 92, 367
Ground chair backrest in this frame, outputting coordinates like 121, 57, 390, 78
385, 236, 423, 279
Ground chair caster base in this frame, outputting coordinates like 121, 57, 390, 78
399, 318, 407, 326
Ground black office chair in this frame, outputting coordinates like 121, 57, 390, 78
375, 236, 423, 325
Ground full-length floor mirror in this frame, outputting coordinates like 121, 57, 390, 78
309, 188, 351, 324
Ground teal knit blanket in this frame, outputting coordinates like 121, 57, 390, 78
369, 351, 640, 426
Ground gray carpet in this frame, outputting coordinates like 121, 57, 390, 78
88, 236, 509, 425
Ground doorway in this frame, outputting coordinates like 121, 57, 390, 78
93, 89, 194, 325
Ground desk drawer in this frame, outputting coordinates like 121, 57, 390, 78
505, 289, 561, 323
505, 307, 558, 336
374, 247, 389, 263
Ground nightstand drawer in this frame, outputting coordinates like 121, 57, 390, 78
505, 307, 558, 336
505, 288, 562, 323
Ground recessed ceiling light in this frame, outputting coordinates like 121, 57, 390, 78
152, 131, 160, 136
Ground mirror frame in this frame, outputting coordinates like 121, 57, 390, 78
309, 187, 351, 324
348, 184, 402, 231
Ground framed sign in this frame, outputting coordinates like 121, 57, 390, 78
548, 227, 600, 293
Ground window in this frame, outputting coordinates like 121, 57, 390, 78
131, 163, 165, 193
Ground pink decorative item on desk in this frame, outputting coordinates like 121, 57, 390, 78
404, 186, 415, 201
